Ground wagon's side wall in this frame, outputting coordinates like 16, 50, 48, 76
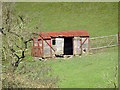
43, 39, 51, 57
74, 37, 81, 55
81, 37, 89, 53
73, 36, 89, 56
38, 39, 43, 57
31, 37, 42, 57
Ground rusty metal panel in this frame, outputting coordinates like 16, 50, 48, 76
31, 47, 41, 57
43, 40, 51, 57
74, 37, 81, 55
39, 40, 42, 47
82, 37, 88, 53
55, 38, 64, 55
38, 30, 89, 39
31, 37, 42, 57
38, 40, 43, 56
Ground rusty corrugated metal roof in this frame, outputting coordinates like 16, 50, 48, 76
38, 30, 89, 39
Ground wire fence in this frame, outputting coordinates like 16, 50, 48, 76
89, 34, 119, 52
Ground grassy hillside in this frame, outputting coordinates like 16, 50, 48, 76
9, 47, 117, 88
14, 2, 118, 37
2, 2, 118, 88
2, 47, 117, 88
46, 47, 118, 88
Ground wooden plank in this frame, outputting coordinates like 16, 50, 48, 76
43, 40, 51, 57
74, 37, 80, 55
55, 38, 64, 55
39, 34, 55, 52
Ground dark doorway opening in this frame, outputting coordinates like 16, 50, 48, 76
64, 37, 73, 55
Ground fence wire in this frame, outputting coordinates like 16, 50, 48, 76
89, 34, 118, 51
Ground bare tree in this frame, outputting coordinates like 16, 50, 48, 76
2, 2, 34, 67
1, 2, 59, 88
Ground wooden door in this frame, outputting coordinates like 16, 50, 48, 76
55, 38, 64, 55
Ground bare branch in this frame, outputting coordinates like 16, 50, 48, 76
0, 28, 6, 35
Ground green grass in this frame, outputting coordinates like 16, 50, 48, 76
46, 47, 118, 88
9, 47, 117, 88
3, 2, 118, 88
14, 2, 118, 37
2, 47, 118, 88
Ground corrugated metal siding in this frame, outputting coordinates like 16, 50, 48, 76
38, 40, 43, 56
43, 40, 51, 57
39, 40, 42, 47
38, 30, 89, 39
74, 37, 81, 55
31, 47, 41, 57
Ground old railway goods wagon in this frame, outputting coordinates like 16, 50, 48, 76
31, 30, 89, 58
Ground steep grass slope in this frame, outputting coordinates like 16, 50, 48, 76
15, 2, 118, 37
11, 2, 118, 88
47, 47, 118, 88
